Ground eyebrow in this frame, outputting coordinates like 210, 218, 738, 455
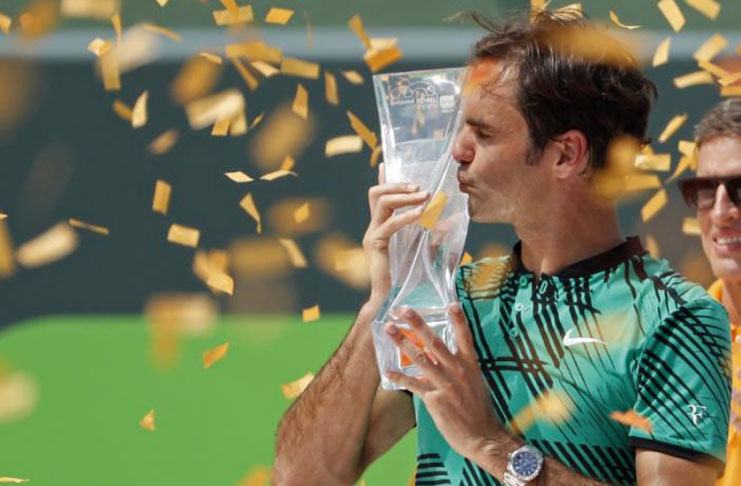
465, 118, 499, 133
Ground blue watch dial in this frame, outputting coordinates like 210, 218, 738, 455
512, 450, 540, 477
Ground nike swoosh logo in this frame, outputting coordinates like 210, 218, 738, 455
562, 328, 607, 347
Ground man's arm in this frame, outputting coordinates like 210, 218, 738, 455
273, 301, 418, 486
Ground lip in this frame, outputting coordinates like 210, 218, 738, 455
712, 231, 741, 255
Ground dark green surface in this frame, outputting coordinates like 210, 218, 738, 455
0, 314, 417, 485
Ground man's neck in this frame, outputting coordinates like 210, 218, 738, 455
722, 280, 741, 325
514, 203, 624, 277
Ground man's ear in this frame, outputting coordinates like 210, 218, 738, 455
552, 130, 589, 179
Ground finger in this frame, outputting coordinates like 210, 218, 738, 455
449, 302, 477, 362
385, 370, 433, 395
374, 205, 425, 239
378, 162, 385, 185
368, 183, 420, 215
386, 322, 448, 386
399, 307, 457, 369
372, 192, 429, 225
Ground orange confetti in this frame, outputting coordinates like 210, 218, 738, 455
88, 38, 113, 57
152, 180, 171, 215
260, 170, 297, 182
148, 130, 178, 155
292, 83, 308, 119
419, 193, 448, 230
16, 222, 78, 268
199, 52, 222, 64
167, 224, 200, 248
641, 189, 668, 222
111, 12, 121, 44
325, 71, 339, 106
370, 146, 382, 167
142, 23, 181, 41
693, 34, 727, 63
203, 342, 230, 369
685, 0, 721, 19
240, 193, 262, 233
0, 14, 11, 34
347, 111, 377, 149
68, 218, 109, 235
303, 305, 320, 322
325, 135, 363, 156
251, 61, 279, 78
281, 57, 320, 79
140, 409, 155, 431
364, 42, 403, 72
652, 37, 671, 67
213, 5, 253, 25
460, 252, 473, 265
225, 171, 253, 183
281, 372, 314, 399
348, 14, 372, 49
609, 11, 641, 30
233, 58, 259, 91
279, 238, 307, 268
341, 70, 364, 84
610, 410, 652, 433
673, 71, 713, 89
265, 7, 293, 24
131, 90, 148, 128
658, 114, 687, 143
112, 100, 132, 121
294, 203, 309, 223
657, 0, 685, 33
682, 217, 700, 235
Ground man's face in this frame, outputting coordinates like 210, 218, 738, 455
697, 135, 741, 281
452, 61, 550, 224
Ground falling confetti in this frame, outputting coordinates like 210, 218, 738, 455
325, 71, 339, 106
302, 305, 320, 322
281, 372, 314, 399
140, 409, 155, 431
608, 11, 641, 30
278, 239, 307, 268
682, 217, 701, 235
673, 71, 713, 89
346, 111, 377, 149
16, 222, 78, 268
652, 38, 671, 67
693, 34, 727, 63
325, 135, 363, 157
341, 70, 364, 84
281, 57, 320, 79
265, 7, 294, 24
657, 0, 685, 32
291, 83, 308, 119
610, 410, 652, 433
142, 23, 181, 42
225, 171, 254, 183
658, 114, 687, 143
148, 130, 178, 155
212, 5, 253, 25
240, 193, 262, 233
684, 0, 721, 19
203, 342, 230, 368
131, 90, 148, 128
152, 180, 171, 215
167, 224, 200, 248
641, 189, 668, 222
419, 193, 448, 230
68, 218, 109, 235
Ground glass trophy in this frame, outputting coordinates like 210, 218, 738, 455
371, 67, 470, 391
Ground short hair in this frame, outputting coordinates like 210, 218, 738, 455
695, 99, 741, 147
467, 9, 657, 170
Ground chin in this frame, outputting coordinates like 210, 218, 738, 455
709, 257, 741, 283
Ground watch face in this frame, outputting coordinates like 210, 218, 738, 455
512, 449, 541, 478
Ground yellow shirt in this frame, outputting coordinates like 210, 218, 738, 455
709, 280, 741, 486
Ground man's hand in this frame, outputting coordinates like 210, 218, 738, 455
384, 303, 502, 467
363, 162, 430, 304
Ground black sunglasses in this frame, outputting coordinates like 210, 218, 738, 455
678, 176, 741, 210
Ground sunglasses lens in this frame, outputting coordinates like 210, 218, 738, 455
726, 177, 741, 206
680, 179, 717, 210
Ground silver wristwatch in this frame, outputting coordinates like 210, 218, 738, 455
503, 444, 544, 486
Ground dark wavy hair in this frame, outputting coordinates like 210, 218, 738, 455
467, 9, 658, 170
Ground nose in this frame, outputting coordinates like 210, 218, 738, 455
452, 127, 474, 165
710, 183, 741, 225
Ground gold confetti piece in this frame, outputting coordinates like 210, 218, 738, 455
460, 252, 473, 265
347, 111, 377, 149
294, 203, 309, 223
682, 217, 700, 235
0, 371, 39, 423
610, 410, 652, 433
646, 234, 660, 258
156, 0, 169, 6
16, 222, 78, 268
251, 61, 279, 78
635, 153, 671, 171
152, 180, 171, 214
609, 10, 641, 30
281, 57, 320, 79
239, 466, 271, 486
112, 100, 132, 121
0, 14, 11, 34
249, 112, 264, 131
325, 135, 363, 157
641, 189, 668, 222
142, 23, 181, 41
0, 213, 5, 220
225, 171, 254, 183
292, 84, 308, 119
0, 220, 15, 278
673, 70, 713, 89
658, 114, 687, 143
666, 155, 693, 183
230, 112, 247, 136
554, 3, 583, 16
303, 305, 320, 322
68, 218, 109, 235
341, 70, 364, 84
698, 59, 730, 78
509, 391, 573, 433
678, 140, 696, 158
325, 71, 339, 106
240, 193, 262, 233
148, 129, 178, 155
684, 0, 721, 19
260, 170, 297, 181
171, 55, 224, 105
278, 238, 307, 268
206, 271, 234, 295
281, 372, 314, 399
657, 0, 685, 32
531, 0, 546, 15
220, 0, 239, 16
185, 89, 244, 130
370, 146, 382, 167
225, 41, 282, 63
720, 72, 741, 87
140, 409, 155, 431
199, 52, 222, 64
364, 43, 403, 73
88, 38, 113, 57
60, 0, 119, 19
111, 12, 121, 44
265, 7, 293, 24
213, 5, 254, 26
281, 155, 295, 171
624, 174, 661, 191
722, 86, 741, 97
131, 90, 148, 128
314, 234, 369, 289
203, 342, 230, 369
233, 58, 259, 91
693, 34, 727, 62
419, 192, 448, 230
652, 37, 671, 67
211, 117, 231, 136
100, 50, 121, 91
167, 224, 200, 248
348, 14, 372, 50
249, 104, 314, 169
0, 478, 29, 484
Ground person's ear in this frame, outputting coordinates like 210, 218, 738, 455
552, 130, 589, 179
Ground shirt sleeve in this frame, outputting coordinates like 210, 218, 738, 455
629, 295, 732, 473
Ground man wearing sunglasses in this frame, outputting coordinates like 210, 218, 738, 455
680, 98, 741, 486
274, 10, 732, 486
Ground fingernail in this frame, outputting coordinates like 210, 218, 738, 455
449, 302, 461, 314
386, 323, 398, 335
415, 205, 425, 213
402, 307, 414, 317
407, 184, 419, 191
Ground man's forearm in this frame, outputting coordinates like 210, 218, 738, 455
273, 300, 383, 485
473, 430, 609, 486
